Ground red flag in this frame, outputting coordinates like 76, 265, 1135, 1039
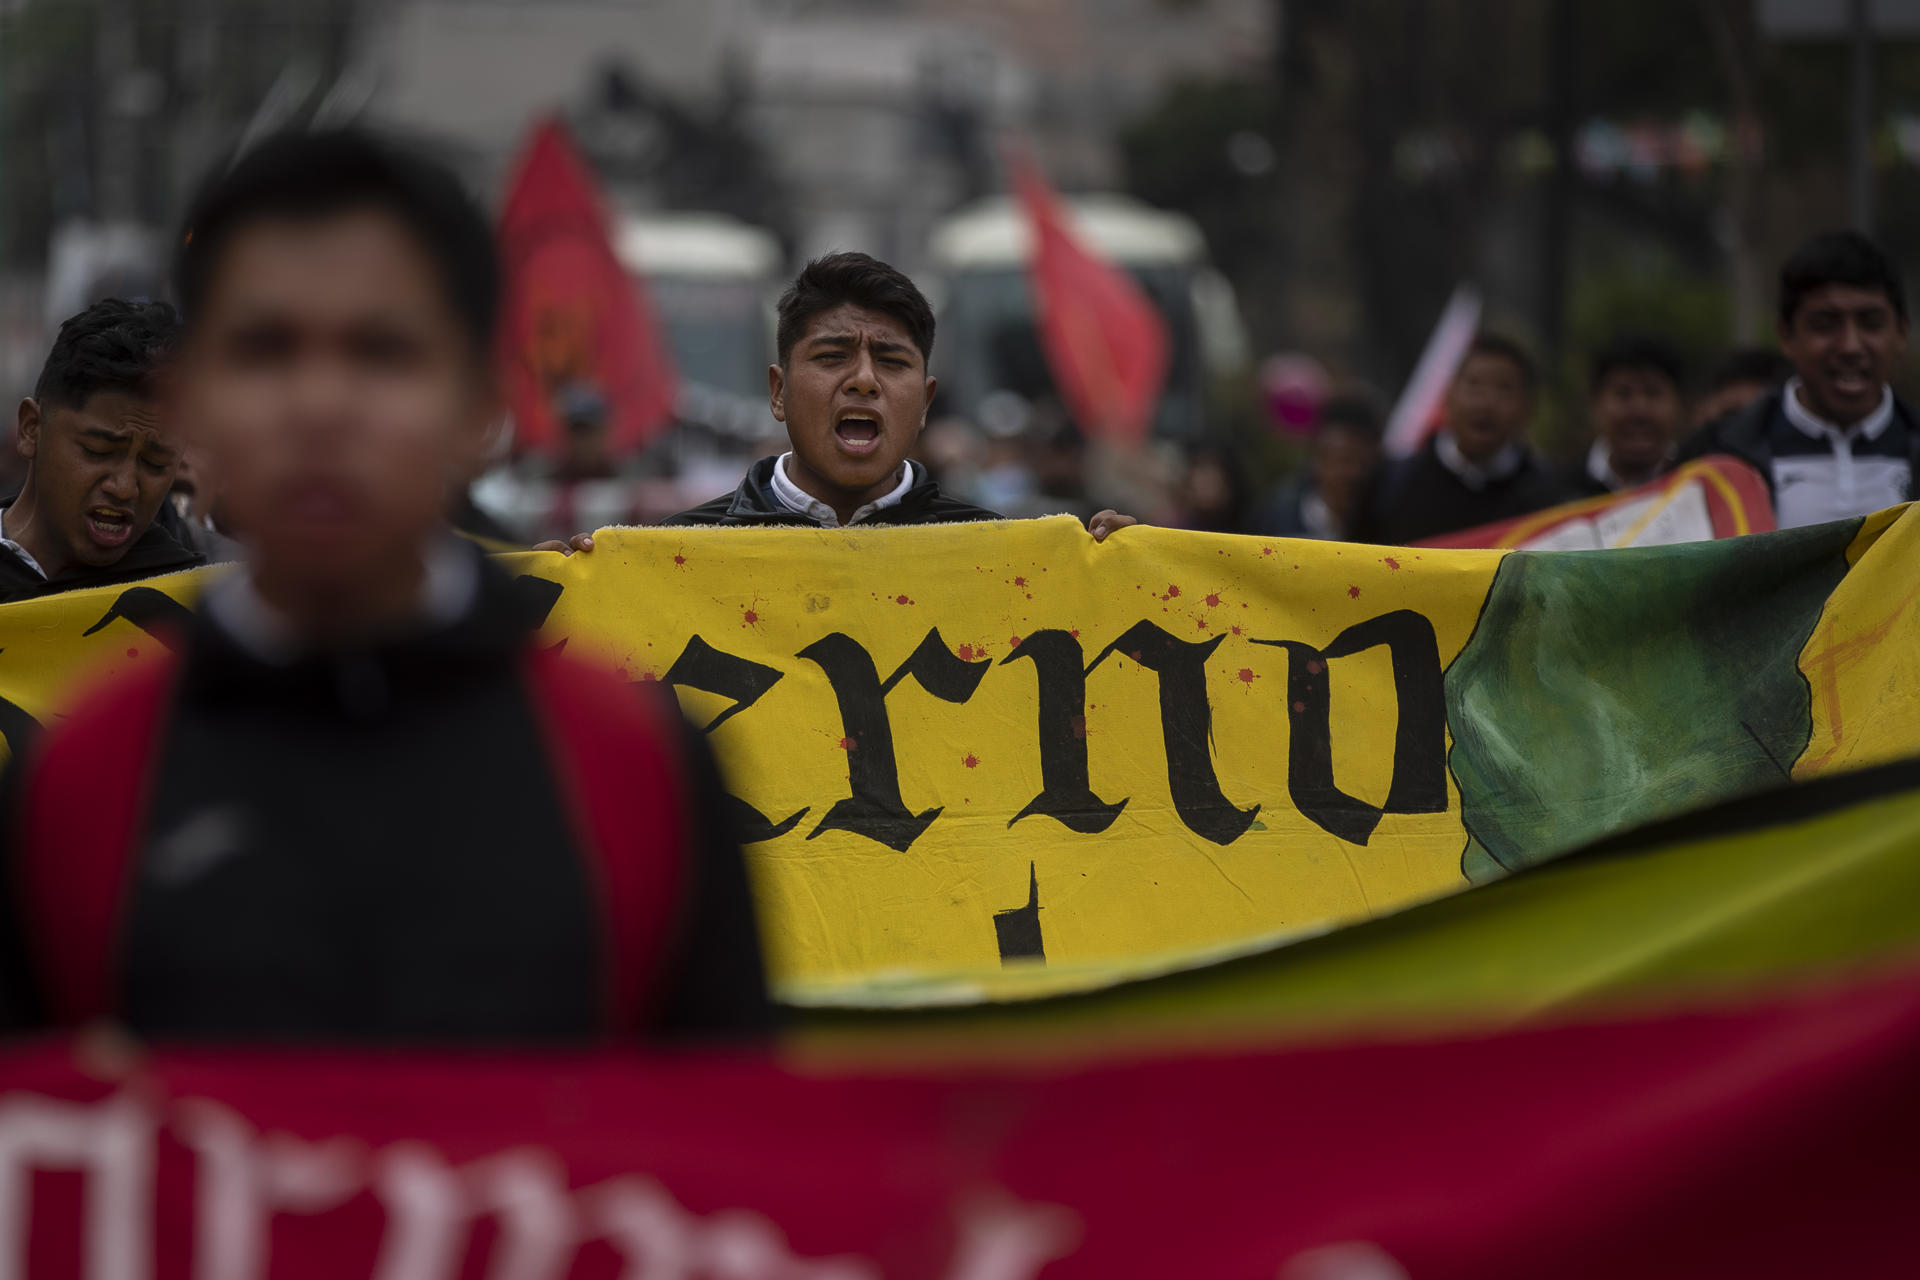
1011, 149, 1170, 448
495, 118, 678, 456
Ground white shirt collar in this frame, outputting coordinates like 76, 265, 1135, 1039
0, 504, 47, 579
1435, 432, 1526, 491
1783, 377, 1894, 443
770, 452, 917, 526
208, 535, 478, 664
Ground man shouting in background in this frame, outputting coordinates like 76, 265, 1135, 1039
1, 299, 205, 602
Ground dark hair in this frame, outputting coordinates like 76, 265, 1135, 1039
1778, 230, 1907, 330
33, 297, 181, 411
1589, 334, 1686, 395
1317, 392, 1385, 441
775, 251, 935, 366
173, 128, 499, 352
1707, 346, 1792, 392
1462, 331, 1537, 393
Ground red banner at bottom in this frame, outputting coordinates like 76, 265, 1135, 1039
5, 969, 1919, 1279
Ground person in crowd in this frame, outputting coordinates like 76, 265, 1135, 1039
0, 298, 206, 602
1353, 333, 1567, 545
0, 128, 772, 1040
1174, 444, 1251, 533
1250, 395, 1383, 539
1677, 231, 1919, 528
157, 447, 243, 562
1693, 347, 1792, 430
540, 252, 1136, 550
1569, 336, 1689, 497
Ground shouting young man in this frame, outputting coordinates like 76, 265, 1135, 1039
1, 299, 204, 602
0, 129, 771, 1041
544, 251, 1136, 549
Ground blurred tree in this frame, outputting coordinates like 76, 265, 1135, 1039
1119, 0, 1920, 441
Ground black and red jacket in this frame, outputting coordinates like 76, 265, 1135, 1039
0, 548, 773, 1041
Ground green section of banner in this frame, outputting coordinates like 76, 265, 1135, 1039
1446, 520, 1858, 880
796, 758, 1920, 1055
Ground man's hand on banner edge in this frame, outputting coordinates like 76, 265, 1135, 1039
533, 533, 597, 555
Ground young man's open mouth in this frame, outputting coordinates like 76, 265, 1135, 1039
85, 506, 135, 549
833, 408, 885, 457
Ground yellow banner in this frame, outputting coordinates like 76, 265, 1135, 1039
0, 509, 1914, 1007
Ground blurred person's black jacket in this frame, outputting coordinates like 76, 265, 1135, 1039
0, 543, 774, 1041
1352, 438, 1568, 545
664, 455, 1001, 526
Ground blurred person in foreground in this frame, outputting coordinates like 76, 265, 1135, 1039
1678, 231, 1920, 528
0, 128, 772, 1040
541, 252, 1136, 549
1, 299, 207, 602
1569, 336, 1689, 497
1693, 347, 1791, 431
1250, 395, 1383, 539
1353, 333, 1566, 545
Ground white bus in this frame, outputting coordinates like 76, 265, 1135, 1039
614, 211, 784, 440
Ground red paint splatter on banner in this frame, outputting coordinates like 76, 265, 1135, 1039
1230, 624, 1245, 637
1014, 576, 1028, 588
837, 737, 855, 752
639, 671, 658, 683
1261, 546, 1275, 556
742, 609, 760, 626
963, 754, 981, 770
1383, 556, 1401, 570
1161, 584, 1182, 600
1069, 628, 1081, 640
672, 554, 687, 567
126, 648, 138, 659
1347, 586, 1361, 599
1237, 668, 1258, 684
1069, 715, 1087, 740
1307, 659, 1323, 675
1196, 618, 1209, 631
1292, 701, 1306, 713
1205, 592, 1223, 608
956, 643, 978, 662
895, 594, 914, 605
1008, 635, 1022, 648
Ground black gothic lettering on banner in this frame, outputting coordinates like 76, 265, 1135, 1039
801, 629, 990, 851
1254, 609, 1447, 845
81, 587, 195, 648
0, 676, 39, 759
509, 575, 566, 629
660, 635, 809, 843
999, 629, 1128, 833
1089, 621, 1259, 846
